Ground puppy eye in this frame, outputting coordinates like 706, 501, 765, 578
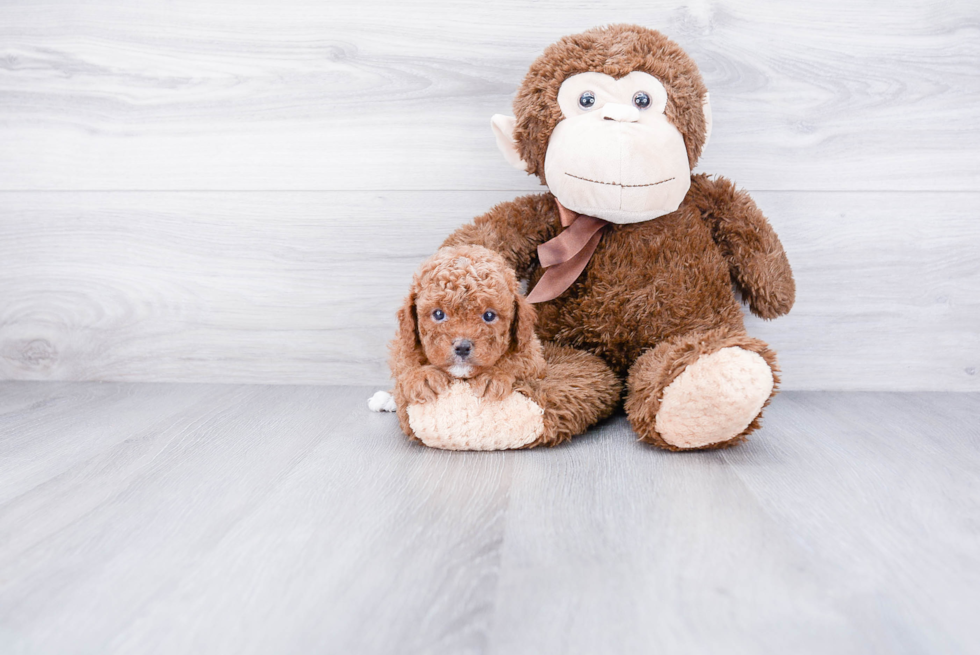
482, 310, 497, 323
633, 91, 651, 109
431, 309, 446, 322
578, 91, 596, 110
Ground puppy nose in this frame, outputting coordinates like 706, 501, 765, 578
453, 339, 473, 359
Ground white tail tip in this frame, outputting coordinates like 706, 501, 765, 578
368, 390, 397, 412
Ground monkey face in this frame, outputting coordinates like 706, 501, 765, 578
543, 72, 692, 224
491, 27, 713, 222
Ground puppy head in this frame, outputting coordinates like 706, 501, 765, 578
396, 245, 536, 378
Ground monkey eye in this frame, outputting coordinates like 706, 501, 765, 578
633, 91, 651, 109
482, 310, 497, 323
578, 91, 596, 110
431, 309, 447, 322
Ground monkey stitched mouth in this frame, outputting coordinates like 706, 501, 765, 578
565, 172, 675, 188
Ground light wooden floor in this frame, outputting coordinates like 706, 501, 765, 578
1, 383, 978, 654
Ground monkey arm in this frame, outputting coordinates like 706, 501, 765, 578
441, 193, 560, 280
690, 174, 796, 319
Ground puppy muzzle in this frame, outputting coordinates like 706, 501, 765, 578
449, 338, 476, 378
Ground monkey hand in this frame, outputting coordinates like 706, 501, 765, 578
398, 365, 452, 404
742, 251, 796, 320
469, 370, 516, 402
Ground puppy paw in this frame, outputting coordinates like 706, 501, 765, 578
398, 366, 452, 404
469, 371, 516, 402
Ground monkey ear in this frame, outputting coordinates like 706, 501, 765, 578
702, 93, 713, 149
491, 114, 530, 172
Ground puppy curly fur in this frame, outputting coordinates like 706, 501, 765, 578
389, 245, 620, 446
442, 25, 795, 449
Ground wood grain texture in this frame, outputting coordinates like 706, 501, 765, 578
0, 0, 977, 191
0, 383, 978, 653
0, 1, 977, 389
488, 391, 980, 654
0, 190, 976, 390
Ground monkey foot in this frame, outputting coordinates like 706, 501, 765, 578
654, 347, 773, 449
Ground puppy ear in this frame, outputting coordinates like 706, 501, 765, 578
395, 280, 426, 365
510, 292, 538, 354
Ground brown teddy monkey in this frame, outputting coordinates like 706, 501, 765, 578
440, 24, 795, 450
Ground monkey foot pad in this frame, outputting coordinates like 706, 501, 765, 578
407, 381, 545, 450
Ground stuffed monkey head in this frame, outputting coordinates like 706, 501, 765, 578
492, 24, 712, 224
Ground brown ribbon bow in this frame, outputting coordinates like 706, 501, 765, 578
526, 200, 609, 304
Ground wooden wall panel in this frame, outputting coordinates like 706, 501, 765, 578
0, 1, 977, 191
0, 1, 976, 388
0, 191, 976, 390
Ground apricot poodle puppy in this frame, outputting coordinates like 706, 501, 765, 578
388, 245, 547, 439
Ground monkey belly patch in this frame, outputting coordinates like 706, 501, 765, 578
407, 381, 545, 451
655, 347, 773, 449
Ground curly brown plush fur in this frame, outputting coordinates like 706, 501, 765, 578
443, 25, 795, 450
518, 342, 621, 447
389, 245, 621, 446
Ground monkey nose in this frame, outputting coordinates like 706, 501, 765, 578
453, 339, 473, 359
601, 103, 640, 122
